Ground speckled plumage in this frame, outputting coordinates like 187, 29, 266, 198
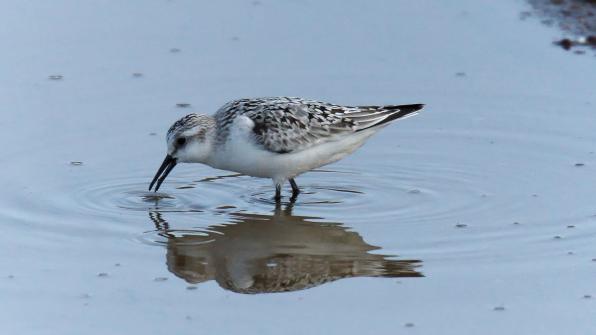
151, 97, 424, 199
214, 97, 423, 154
166, 113, 214, 142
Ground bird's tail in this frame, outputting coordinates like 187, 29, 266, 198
349, 104, 424, 132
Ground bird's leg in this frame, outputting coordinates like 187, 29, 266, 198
289, 178, 300, 199
286, 193, 297, 213
274, 183, 282, 202
274, 200, 282, 214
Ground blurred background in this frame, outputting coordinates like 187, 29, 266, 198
1, 1, 595, 334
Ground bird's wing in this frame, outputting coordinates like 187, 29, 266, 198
216, 97, 423, 154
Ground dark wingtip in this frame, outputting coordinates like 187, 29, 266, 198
355, 103, 424, 132
384, 104, 425, 119
412, 103, 425, 111
384, 103, 425, 113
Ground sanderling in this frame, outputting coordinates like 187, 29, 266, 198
149, 97, 423, 200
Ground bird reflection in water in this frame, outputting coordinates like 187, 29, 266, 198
148, 204, 422, 294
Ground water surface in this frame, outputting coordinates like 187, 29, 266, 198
1, 0, 596, 334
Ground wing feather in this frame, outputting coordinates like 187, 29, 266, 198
214, 98, 423, 154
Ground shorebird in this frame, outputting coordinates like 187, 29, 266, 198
149, 97, 423, 200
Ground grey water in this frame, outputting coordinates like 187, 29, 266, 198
1, 0, 596, 334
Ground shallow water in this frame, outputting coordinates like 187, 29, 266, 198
2, 0, 596, 334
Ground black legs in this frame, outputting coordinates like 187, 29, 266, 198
289, 178, 300, 198
273, 178, 301, 202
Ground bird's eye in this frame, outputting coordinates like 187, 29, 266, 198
176, 137, 186, 146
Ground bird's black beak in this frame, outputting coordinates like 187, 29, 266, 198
149, 154, 177, 192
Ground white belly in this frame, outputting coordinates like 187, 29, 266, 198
207, 126, 376, 182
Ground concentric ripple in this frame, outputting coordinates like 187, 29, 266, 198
69, 172, 248, 219
139, 228, 218, 247
12, 125, 593, 255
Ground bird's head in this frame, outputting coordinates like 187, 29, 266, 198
149, 113, 215, 192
